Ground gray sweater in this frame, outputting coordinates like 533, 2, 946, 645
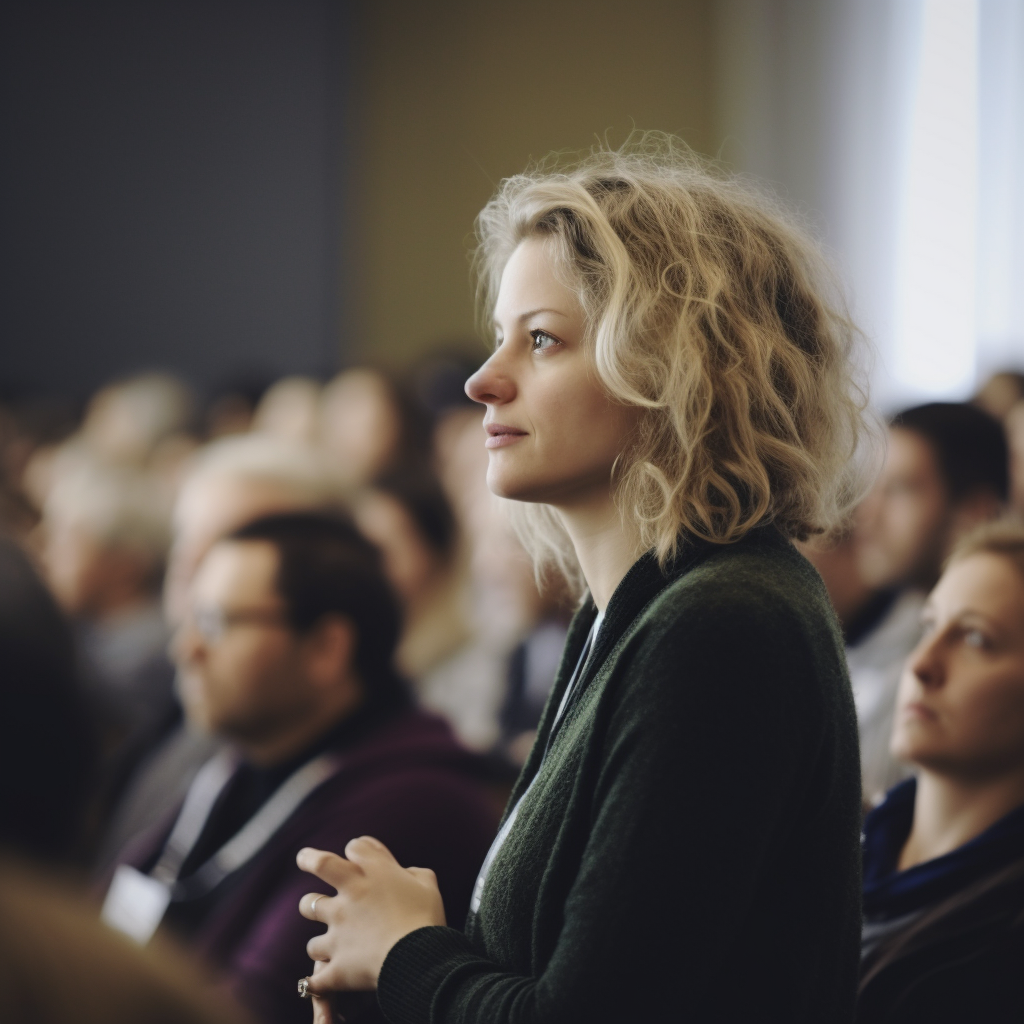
378, 527, 863, 1024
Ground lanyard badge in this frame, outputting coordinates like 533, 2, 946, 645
101, 750, 341, 944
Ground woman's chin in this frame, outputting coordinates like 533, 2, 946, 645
485, 467, 536, 503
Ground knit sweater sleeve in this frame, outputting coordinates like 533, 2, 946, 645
378, 581, 847, 1024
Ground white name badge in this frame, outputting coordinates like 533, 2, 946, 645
101, 865, 172, 945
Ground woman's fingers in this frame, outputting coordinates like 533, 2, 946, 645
296, 847, 361, 888
303, 960, 332, 991
306, 931, 333, 961
311, 996, 333, 1024
298, 891, 332, 921
295, 837, 445, 995
344, 835, 397, 867
406, 866, 438, 886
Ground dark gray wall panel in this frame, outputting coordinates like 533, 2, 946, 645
1, 0, 346, 398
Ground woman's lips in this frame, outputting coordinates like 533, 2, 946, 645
902, 701, 938, 722
485, 424, 528, 449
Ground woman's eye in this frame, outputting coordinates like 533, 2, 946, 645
529, 330, 560, 352
963, 629, 988, 650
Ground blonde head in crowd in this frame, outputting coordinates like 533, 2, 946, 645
473, 134, 871, 591
947, 517, 1024, 579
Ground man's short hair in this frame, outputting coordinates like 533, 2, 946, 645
372, 470, 458, 560
891, 402, 1009, 503
228, 512, 405, 707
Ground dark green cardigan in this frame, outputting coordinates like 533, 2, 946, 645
378, 527, 862, 1023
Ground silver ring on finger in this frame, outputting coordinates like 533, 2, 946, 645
310, 895, 325, 916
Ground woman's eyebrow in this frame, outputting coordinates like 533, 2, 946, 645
956, 608, 1005, 630
492, 307, 568, 327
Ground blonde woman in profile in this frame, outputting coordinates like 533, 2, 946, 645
296, 137, 872, 1024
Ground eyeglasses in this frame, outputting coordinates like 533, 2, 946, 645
189, 605, 290, 646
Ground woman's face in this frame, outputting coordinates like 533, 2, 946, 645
892, 552, 1024, 780
465, 237, 637, 507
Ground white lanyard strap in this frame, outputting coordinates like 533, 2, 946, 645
152, 750, 342, 898
152, 750, 237, 885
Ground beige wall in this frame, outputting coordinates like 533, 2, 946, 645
347, 0, 717, 367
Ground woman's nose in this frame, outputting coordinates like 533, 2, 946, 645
909, 632, 944, 690
465, 352, 515, 406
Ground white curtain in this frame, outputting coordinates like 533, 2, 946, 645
714, 0, 1024, 413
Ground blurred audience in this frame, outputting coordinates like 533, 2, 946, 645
851, 402, 1008, 804
97, 434, 349, 869
319, 368, 433, 487
79, 373, 196, 467
23, 373, 197, 516
353, 470, 505, 751
858, 520, 1024, 1023
0, 398, 68, 542
252, 376, 321, 446
104, 513, 497, 1024
0, 537, 93, 862
41, 459, 175, 759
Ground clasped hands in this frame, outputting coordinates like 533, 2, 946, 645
297, 835, 446, 1015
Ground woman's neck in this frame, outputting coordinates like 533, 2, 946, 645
899, 768, 1024, 872
556, 490, 642, 611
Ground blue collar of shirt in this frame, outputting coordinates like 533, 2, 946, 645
862, 777, 1024, 920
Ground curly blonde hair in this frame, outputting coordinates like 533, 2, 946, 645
474, 134, 874, 591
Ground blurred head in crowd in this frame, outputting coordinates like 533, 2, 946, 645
42, 459, 170, 620
319, 368, 432, 487
798, 528, 878, 634
353, 471, 458, 611
892, 520, 1024, 787
0, 538, 93, 860
20, 375, 196, 523
251, 376, 321, 445
0, 398, 78, 541
81, 373, 195, 466
164, 435, 346, 626
434, 406, 488, 532
974, 370, 1024, 423
203, 375, 271, 439
410, 349, 483, 420
857, 403, 1008, 593
1005, 401, 1024, 515
173, 513, 404, 766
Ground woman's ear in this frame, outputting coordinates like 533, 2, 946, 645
302, 614, 359, 695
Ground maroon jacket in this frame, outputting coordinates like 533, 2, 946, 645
113, 708, 499, 1024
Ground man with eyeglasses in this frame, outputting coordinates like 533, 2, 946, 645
101, 512, 498, 1024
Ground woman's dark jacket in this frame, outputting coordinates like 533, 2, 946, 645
858, 780, 1024, 1024
377, 527, 863, 1024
